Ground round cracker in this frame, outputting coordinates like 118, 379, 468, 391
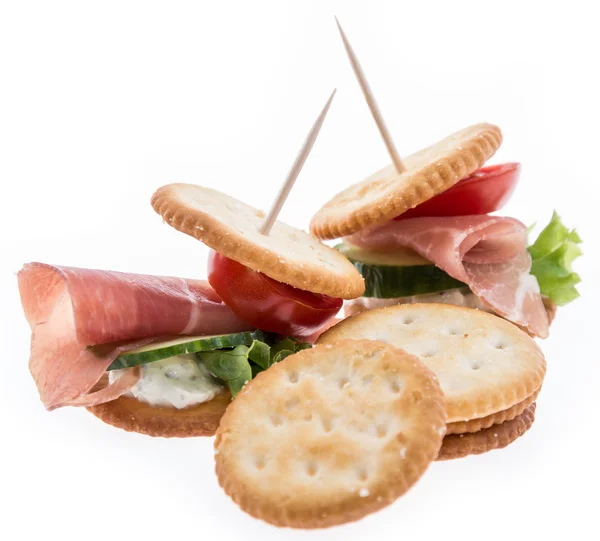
344, 295, 557, 331
317, 304, 546, 423
151, 184, 364, 299
87, 375, 230, 437
310, 123, 502, 239
446, 388, 539, 435
214, 340, 446, 529
437, 404, 536, 461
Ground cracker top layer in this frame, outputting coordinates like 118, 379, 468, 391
214, 340, 445, 528
151, 184, 364, 299
310, 123, 502, 239
317, 304, 545, 423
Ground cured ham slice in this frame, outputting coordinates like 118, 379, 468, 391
305, 318, 343, 344
18, 263, 251, 410
346, 216, 549, 338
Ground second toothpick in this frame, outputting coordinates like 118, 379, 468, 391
335, 17, 406, 174
260, 89, 337, 235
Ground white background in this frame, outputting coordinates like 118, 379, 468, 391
1, 1, 598, 539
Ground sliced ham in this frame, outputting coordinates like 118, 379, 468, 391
19, 263, 251, 410
305, 318, 343, 343
346, 216, 549, 338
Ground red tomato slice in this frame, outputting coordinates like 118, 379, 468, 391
395, 162, 521, 219
207, 250, 342, 340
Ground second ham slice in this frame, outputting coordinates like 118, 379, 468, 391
346, 216, 549, 338
19, 263, 251, 410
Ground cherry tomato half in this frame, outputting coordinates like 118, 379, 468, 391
207, 250, 343, 340
395, 162, 521, 219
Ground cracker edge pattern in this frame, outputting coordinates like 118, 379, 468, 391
87, 388, 230, 438
437, 403, 536, 461
151, 185, 364, 299
310, 124, 502, 240
213, 340, 446, 528
317, 304, 547, 423
446, 388, 540, 435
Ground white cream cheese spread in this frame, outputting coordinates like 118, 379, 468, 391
109, 354, 224, 409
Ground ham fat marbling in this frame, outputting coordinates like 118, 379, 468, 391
18, 263, 251, 410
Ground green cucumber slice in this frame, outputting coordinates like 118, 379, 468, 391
336, 243, 465, 298
106, 330, 266, 370
337, 243, 431, 266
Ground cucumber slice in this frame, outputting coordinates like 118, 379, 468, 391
337, 243, 431, 267
106, 330, 266, 370
336, 243, 465, 298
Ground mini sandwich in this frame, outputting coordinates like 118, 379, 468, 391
18, 187, 363, 437
310, 123, 582, 338
19, 89, 363, 437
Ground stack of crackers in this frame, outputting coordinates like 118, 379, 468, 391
214, 304, 545, 527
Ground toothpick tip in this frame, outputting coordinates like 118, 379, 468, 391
323, 88, 337, 110
334, 18, 406, 175
259, 88, 337, 235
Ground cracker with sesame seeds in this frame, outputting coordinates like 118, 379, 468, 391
151, 184, 364, 299
310, 123, 502, 240
214, 340, 446, 528
438, 403, 536, 460
317, 303, 545, 424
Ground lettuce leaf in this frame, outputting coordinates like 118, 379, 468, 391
271, 337, 312, 357
247, 340, 271, 369
197, 345, 253, 397
528, 211, 582, 306
196, 336, 312, 397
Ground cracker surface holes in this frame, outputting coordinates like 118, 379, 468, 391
285, 397, 300, 410
471, 360, 484, 371
411, 390, 424, 404
306, 461, 319, 477
388, 377, 402, 393
151, 183, 364, 298
320, 415, 335, 433
362, 375, 374, 386
338, 377, 351, 389
214, 340, 445, 529
376, 424, 389, 438
317, 304, 546, 423
357, 467, 369, 482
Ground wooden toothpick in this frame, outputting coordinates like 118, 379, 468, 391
335, 17, 406, 174
260, 88, 337, 235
